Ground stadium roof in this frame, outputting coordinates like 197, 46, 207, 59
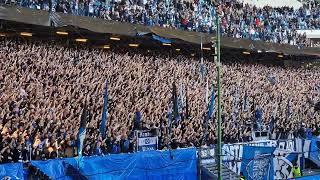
1, 5, 320, 62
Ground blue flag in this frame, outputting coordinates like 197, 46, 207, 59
242, 92, 248, 112
78, 106, 89, 158
134, 111, 142, 130
232, 87, 240, 123
286, 98, 292, 120
152, 34, 172, 43
309, 137, 320, 167
172, 82, 181, 123
185, 85, 189, 119
207, 82, 215, 120
167, 104, 173, 134
100, 81, 108, 138
255, 108, 263, 130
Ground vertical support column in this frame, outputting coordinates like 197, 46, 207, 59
215, 16, 222, 180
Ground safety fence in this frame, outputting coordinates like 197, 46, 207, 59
1, 137, 320, 179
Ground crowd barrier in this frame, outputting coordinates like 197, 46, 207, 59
1, 138, 320, 180
200, 137, 320, 179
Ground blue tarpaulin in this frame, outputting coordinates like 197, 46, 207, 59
0, 162, 24, 179
31, 148, 197, 180
297, 174, 320, 180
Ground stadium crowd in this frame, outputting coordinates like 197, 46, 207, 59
1, 0, 319, 46
0, 38, 319, 163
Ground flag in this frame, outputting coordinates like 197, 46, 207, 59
316, 84, 320, 92
232, 87, 240, 122
167, 104, 173, 135
207, 82, 215, 120
185, 85, 189, 119
152, 34, 172, 44
133, 111, 142, 130
172, 81, 181, 123
269, 116, 275, 133
100, 81, 108, 138
203, 81, 215, 144
267, 74, 277, 85
199, 37, 206, 79
255, 108, 263, 130
178, 82, 185, 119
78, 105, 89, 157
272, 103, 278, 119
251, 96, 256, 116
242, 92, 248, 112
286, 98, 292, 121
205, 79, 209, 105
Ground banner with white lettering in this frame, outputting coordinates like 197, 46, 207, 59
136, 130, 158, 152
273, 149, 299, 179
241, 146, 276, 180
203, 138, 320, 179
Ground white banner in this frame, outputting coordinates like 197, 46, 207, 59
138, 137, 158, 146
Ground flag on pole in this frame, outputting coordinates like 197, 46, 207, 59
251, 96, 256, 116
199, 36, 207, 79
133, 111, 142, 131
269, 116, 275, 133
100, 81, 108, 138
178, 82, 185, 120
78, 105, 89, 158
272, 103, 278, 119
242, 92, 248, 112
286, 98, 292, 120
205, 79, 209, 105
232, 87, 240, 122
207, 82, 215, 120
172, 81, 181, 123
167, 103, 173, 135
185, 85, 190, 119
203, 81, 215, 144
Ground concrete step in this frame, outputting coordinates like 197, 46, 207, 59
202, 163, 239, 180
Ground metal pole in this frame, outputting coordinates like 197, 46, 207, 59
216, 16, 222, 180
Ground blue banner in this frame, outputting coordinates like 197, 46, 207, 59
31, 148, 197, 180
100, 81, 108, 138
207, 82, 215, 120
0, 163, 24, 180
152, 35, 172, 44
309, 137, 320, 167
241, 145, 276, 180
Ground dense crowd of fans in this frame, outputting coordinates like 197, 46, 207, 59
1, 0, 319, 46
0, 37, 319, 163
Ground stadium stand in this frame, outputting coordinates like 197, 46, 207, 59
240, 0, 303, 9
0, 37, 319, 164
0, 0, 320, 179
1, 0, 320, 46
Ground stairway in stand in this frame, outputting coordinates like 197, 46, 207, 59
200, 163, 239, 180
